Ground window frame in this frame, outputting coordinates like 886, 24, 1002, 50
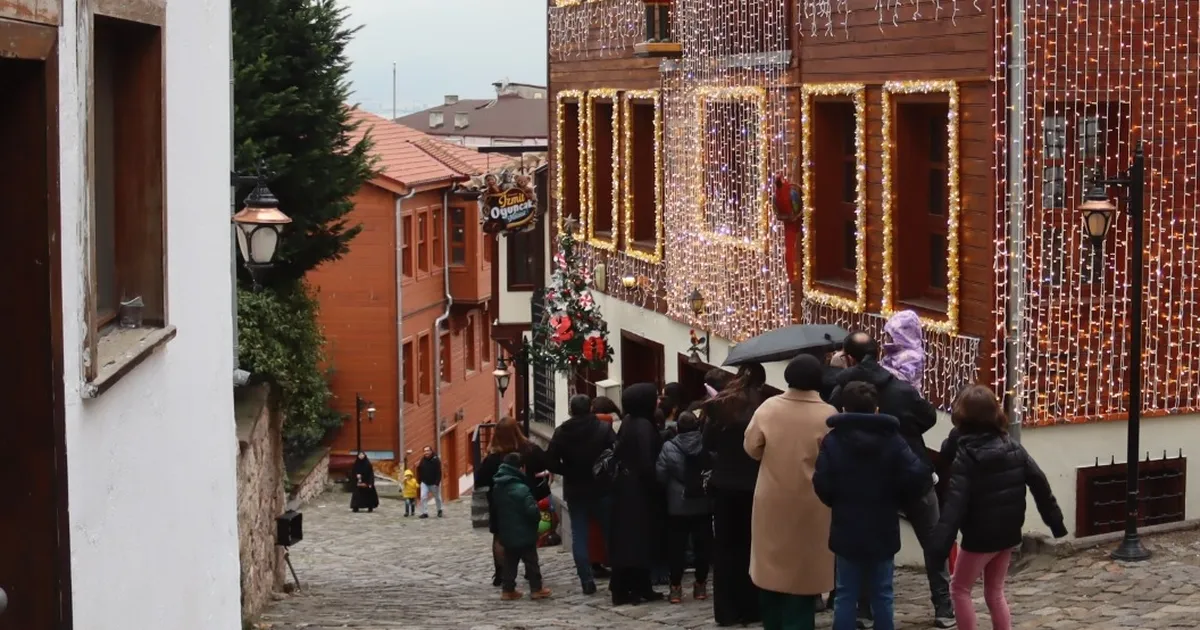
880, 80, 961, 335
401, 214, 414, 278
402, 338, 416, 404
417, 210, 430, 274
418, 333, 432, 398
586, 89, 620, 251
84, 9, 172, 396
431, 207, 443, 268
695, 86, 770, 252
555, 90, 587, 239
505, 226, 541, 291
439, 329, 452, 384
449, 206, 467, 266
622, 89, 664, 264
800, 83, 867, 313
464, 314, 476, 375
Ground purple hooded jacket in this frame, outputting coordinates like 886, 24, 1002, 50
880, 310, 925, 394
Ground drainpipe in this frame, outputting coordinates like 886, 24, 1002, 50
433, 187, 455, 464
1003, 0, 1027, 441
396, 188, 417, 462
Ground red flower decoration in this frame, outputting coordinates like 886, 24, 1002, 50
549, 314, 575, 343
582, 335, 608, 362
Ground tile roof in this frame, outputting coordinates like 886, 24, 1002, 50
394, 95, 549, 140
346, 107, 512, 190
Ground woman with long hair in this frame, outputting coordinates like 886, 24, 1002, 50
474, 417, 549, 587
703, 362, 768, 626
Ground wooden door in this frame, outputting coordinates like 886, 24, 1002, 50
441, 426, 459, 500
0, 30, 71, 630
620, 330, 665, 391
676, 354, 712, 409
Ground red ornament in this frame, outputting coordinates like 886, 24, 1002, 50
549, 314, 575, 343
582, 335, 607, 362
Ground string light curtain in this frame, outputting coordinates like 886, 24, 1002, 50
798, 0, 985, 39
993, 0, 1200, 426
549, 0, 643, 60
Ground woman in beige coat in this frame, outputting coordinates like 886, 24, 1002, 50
744, 354, 836, 630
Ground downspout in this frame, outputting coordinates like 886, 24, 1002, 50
396, 188, 417, 464
433, 187, 454, 464
1003, 0, 1027, 441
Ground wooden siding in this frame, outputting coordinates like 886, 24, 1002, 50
0, 0, 59, 25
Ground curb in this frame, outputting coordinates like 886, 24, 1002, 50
1021, 518, 1200, 557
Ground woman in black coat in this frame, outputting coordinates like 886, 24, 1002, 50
703, 363, 768, 626
350, 452, 380, 513
608, 382, 666, 605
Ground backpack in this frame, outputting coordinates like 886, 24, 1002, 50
682, 449, 711, 499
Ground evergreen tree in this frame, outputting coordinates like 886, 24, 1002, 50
233, 0, 376, 286
524, 232, 613, 383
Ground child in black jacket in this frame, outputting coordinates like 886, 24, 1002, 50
931, 385, 1067, 630
814, 381, 930, 630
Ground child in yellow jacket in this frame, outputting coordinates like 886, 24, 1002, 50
402, 470, 420, 517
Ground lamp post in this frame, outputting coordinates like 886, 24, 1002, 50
1080, 141, 1151, 563
354, 394, 376, 455
231, 176, 292, 290
493, 355, 512, 398
688, 288, 710, 364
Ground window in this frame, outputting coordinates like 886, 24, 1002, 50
506, 228, 539, 291
419, 334, 432, 396
417, 211, 429, 273
402, 215, 414, 277
482, 232, 492, 270
440, 330, 452, 384
431, 208, 443, 267
450, 207, 467, 265
624, 96, 662, 258
556, 94, 584, 233
465, 314, 476, 373
809, 99, 860, 288
892, 98, 953, 311
403, 340, 415, 404
588, 94, 618, 246
86, 14, 169, 391
481, 311, 492, 363
699, 95, 766, 246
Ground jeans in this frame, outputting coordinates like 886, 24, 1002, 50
668, 514, 712, 585
951, 549, 1013, 630
420, 483, 443, 515
567, 495, 611, 585
833, 556, 895, 630
404, 498, 416, 515
501, 545, 543, 593
903, 487, 953, 615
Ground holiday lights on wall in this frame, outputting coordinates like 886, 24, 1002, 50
555, 90, 587, 240
695, 85, 772, 252
797, 0, 985, 39
586, 89, 622, 252
800, 83, 868, 313
622, 89, 665, 264
549, 0, 642, 60
880, 79, 962, 336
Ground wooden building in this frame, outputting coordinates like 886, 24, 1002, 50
535, 0, 1200, 547
310, 109, 510, 499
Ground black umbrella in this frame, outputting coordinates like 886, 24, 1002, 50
722, 324, 849, 367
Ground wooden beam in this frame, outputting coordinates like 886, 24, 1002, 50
0, 14, 55, 59
93, 0, 163, 26
0, 0, 59, 26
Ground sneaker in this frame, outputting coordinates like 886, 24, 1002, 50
693, 582, 708, 601
419, 514, 429, 519
530, 588, 552, 600
501, 590, 523, 601
582, 581, 597, 595
856, 619, 874, 630
934, 616, 957, 628
668, 585, 683, 604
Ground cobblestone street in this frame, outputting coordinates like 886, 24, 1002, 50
259, 492, 1200, 629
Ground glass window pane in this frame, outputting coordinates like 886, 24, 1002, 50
929, 115, 946, 162
929, 233, 948, 289
842, 160, 857, 204
842, 219, 857, 271
1042, 166, 1065, 209
1043, 115, 1066, 160
1079, 116, 1102, 157
928, 168, 946, 216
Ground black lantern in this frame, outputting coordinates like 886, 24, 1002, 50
688, 288, 710, 364
1079, 186, 1116, 249
689, 288, 706, 317
493, 355, 512, 398
232, 181, 292, 287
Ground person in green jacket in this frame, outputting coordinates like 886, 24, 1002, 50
492, 452, 552, 601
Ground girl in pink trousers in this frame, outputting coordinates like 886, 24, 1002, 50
932, 385, 1067, 630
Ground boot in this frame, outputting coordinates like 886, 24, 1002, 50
668, 585, 683, 604
501, 590, 524, 601
693, 581, 708, 601
530, 587, 552, 600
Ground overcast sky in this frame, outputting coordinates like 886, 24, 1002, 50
341, 0, 547, 117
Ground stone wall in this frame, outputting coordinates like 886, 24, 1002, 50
288, 447, 331, 508
235, 385, 286, 623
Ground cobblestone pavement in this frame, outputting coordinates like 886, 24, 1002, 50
259, 492, 1200, 629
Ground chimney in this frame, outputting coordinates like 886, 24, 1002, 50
429, 112, 444, 128
444, 94, 459, 105
454, 112, 469, 129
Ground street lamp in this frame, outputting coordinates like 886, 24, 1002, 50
354, 394, 376, 455
493, 355, 512, 398
1081, 140, 1151, 563
232, 178, 292, 289
687, 288, 710, 364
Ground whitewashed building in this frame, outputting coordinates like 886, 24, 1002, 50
1, 1, 241, 628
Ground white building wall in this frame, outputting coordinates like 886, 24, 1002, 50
57, 1, 242, 628
551, 295, 1200, 567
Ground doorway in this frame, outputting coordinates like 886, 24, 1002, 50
677, 354, 716, 409
440, 425, 460, 500
620, 330, 665, 391
0, 38, 71, 630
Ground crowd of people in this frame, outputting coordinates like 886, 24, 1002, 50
474, 310, 1069, 630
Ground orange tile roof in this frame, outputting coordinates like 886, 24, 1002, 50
346, 107, 512, 190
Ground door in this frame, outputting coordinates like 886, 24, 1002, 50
441, 426, 459, 500
620, 330, 665, 391
676, 354, 713, 409
0, 26, 71, 630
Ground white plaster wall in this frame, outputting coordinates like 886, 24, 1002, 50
496, 235, 533, 324
58, 1, 242, 628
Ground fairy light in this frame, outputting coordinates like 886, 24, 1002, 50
695, 85, 771, 252
622, 89, 664, 264
880, 80, 962, 336
555, 90, 587, 240
549, 0, 641, 60
586, 89, 622, 252
800, 83, 867, 313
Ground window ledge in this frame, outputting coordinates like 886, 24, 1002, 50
84, 325, 177, 399
897, 297, 949, 318
814, 278, 856, 295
